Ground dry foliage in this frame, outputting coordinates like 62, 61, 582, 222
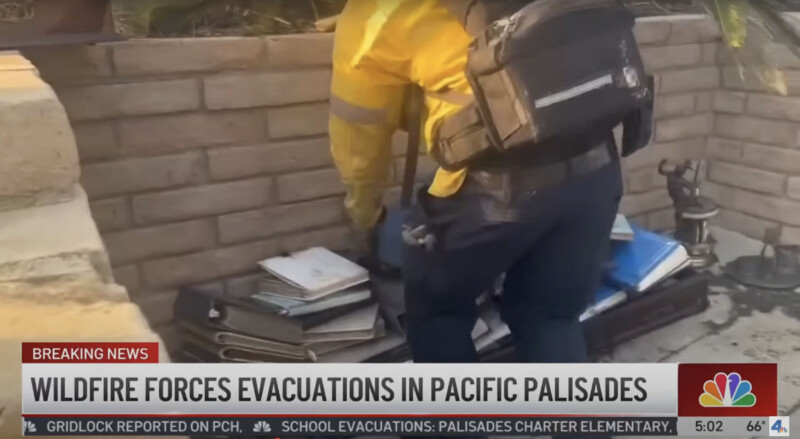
112, 0, 346, 37
111, 0, 800, 37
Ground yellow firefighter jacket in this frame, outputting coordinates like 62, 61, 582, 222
329, 0, 474, 229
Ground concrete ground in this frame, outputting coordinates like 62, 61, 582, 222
596, 226, 800, 438
360, 226, 800, 439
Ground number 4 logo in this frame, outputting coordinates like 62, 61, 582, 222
769, 416, 790, 437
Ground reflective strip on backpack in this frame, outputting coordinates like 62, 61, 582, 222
330, 94, 389, 124
534, 74, 614, 109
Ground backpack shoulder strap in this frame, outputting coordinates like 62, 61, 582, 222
400, 86, 424, 209
439, 0, 529, 37
438, 0, 488, 37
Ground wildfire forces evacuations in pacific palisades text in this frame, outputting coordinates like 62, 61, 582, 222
30, 375, 648, 403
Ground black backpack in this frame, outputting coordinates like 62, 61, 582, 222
432, 0, 655, 170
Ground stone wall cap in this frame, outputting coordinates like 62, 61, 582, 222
0, 51, 37, 73
0, 186, 112, 287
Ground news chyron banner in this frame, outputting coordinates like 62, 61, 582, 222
21, 343, 790, 437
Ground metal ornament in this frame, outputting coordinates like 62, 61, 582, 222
723, 228, 800, 290
659, 159, 719, 269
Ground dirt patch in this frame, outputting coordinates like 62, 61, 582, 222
705, 275, 800, 335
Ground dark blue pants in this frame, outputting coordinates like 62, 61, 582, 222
401, 159, 621, 439
403, 159, 623, 364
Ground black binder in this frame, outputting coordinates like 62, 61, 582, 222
173, 286, 371, 345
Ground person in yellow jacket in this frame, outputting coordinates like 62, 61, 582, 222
329, 0, 623, 374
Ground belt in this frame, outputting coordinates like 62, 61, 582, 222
467, 141, 615, 194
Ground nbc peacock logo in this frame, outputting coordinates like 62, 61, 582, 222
699, 372, 756, 407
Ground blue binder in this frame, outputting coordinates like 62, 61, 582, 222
582, 227, 690, 321
606, 225, 690, 293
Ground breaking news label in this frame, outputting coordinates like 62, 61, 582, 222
21, 343, 789, 437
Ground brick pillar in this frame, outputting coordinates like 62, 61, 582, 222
0, 50, 170, 439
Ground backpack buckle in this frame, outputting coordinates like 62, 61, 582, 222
487, 12, 520, 45
622, 66, 641, 88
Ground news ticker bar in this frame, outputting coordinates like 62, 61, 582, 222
21, 416, 782, 437
22, 416, 678, 436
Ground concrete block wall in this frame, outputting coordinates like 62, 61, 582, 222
702, 27, 800, 243
620, 17, 720, 230
23, 17, 721, 346
24, 34, 412, 349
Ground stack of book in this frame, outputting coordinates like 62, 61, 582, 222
174, 247, 394, 363
580, 222, 691, 322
